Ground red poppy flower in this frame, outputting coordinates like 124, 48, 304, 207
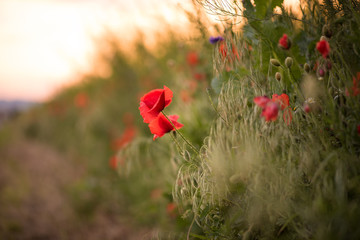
109, 156, 125, 169
357, 125, 360, 136
279, 34, 290, 50
139, 86, 173, 123
111, 126, 137, 150
219, 41, 227, 58
346, 72, 360, 96
187, 51, 199, 66
148, 114, 183, 140
272, 93, 289, 110
254, 96, 271, 108
316, 40, 330, 58
261, 102, 279, 122
109, 156, 118, 169
74, 92, 88, 108
166, 202, 177, 218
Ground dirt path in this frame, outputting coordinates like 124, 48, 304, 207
0, 139, 147, 240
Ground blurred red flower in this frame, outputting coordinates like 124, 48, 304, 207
304, 103, 311, 113
219, 41, 227, 58
261, 102, 279, 122
74, 92, 88, 108
358, 125, 360, 136
187, 52, 199, 66
272, 93, 289, 110
254, 96, 271, 108
254, 96, 279, 122
346, 72, 360, 96
166, 202, 177, 218
112, 126, 137, 150
109, 156, 125, 169
316, 40, 330, 58
109, 156, 118, 169
148, 114, 183, 140
278, 34, 290, 49
139, 86, 173, 123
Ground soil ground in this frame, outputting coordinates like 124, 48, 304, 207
0, 139, 147, 240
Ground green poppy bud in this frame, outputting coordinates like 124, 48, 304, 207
270, 59, 281, 67
285, 57, 293, 68
275, 72, 282, 81
304, 63, 310, 73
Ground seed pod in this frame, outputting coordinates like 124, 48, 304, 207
285, 57, 293, 68
304, 63, 310, 73
270, 59, 281, 67
275, 72, 282, 81
320, 36, 327, 41
322, 25, 332, 38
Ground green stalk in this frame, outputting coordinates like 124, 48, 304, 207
162, 111, 200, 155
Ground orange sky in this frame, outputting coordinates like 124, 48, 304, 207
0, 0, 299, 102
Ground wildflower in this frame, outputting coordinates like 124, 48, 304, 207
111, 126, 137, 150
180, 90, 192, 103
304, 103, 311, 113
186, 51, 199, 66
346, 72, 360, 96
318, 68, 325, 77
139, 86, 173, 123
166, 202, 177, 218
316, 40, 330, 58
254, 96, 271, 108
278, 34, 291, 50
74, 92, 88, 108
148, 113, 183, 140
261, 102, 279, 122
193, 72, 206, 81
109, 156, 118, 169
219, 41, 227, 58
209, 36, 224, 44
272, 93, 289, 110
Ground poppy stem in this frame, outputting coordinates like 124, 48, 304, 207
162, 111, 200, 155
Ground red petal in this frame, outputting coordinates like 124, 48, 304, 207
148, 114, 183, 140
254, 96, 270, 108
163, 85, 173, 107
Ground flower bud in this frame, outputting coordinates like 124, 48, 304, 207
270, 59, 281, 67
304, 63, 310, 73
318, 68, 325, 77
320, 36, 327, 42
275, 72, 282, 81
304, 103, 311, 113
285, 57, 293, 68
322, 25, 332, 38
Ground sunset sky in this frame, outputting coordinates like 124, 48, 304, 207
0, 0, 298, 102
